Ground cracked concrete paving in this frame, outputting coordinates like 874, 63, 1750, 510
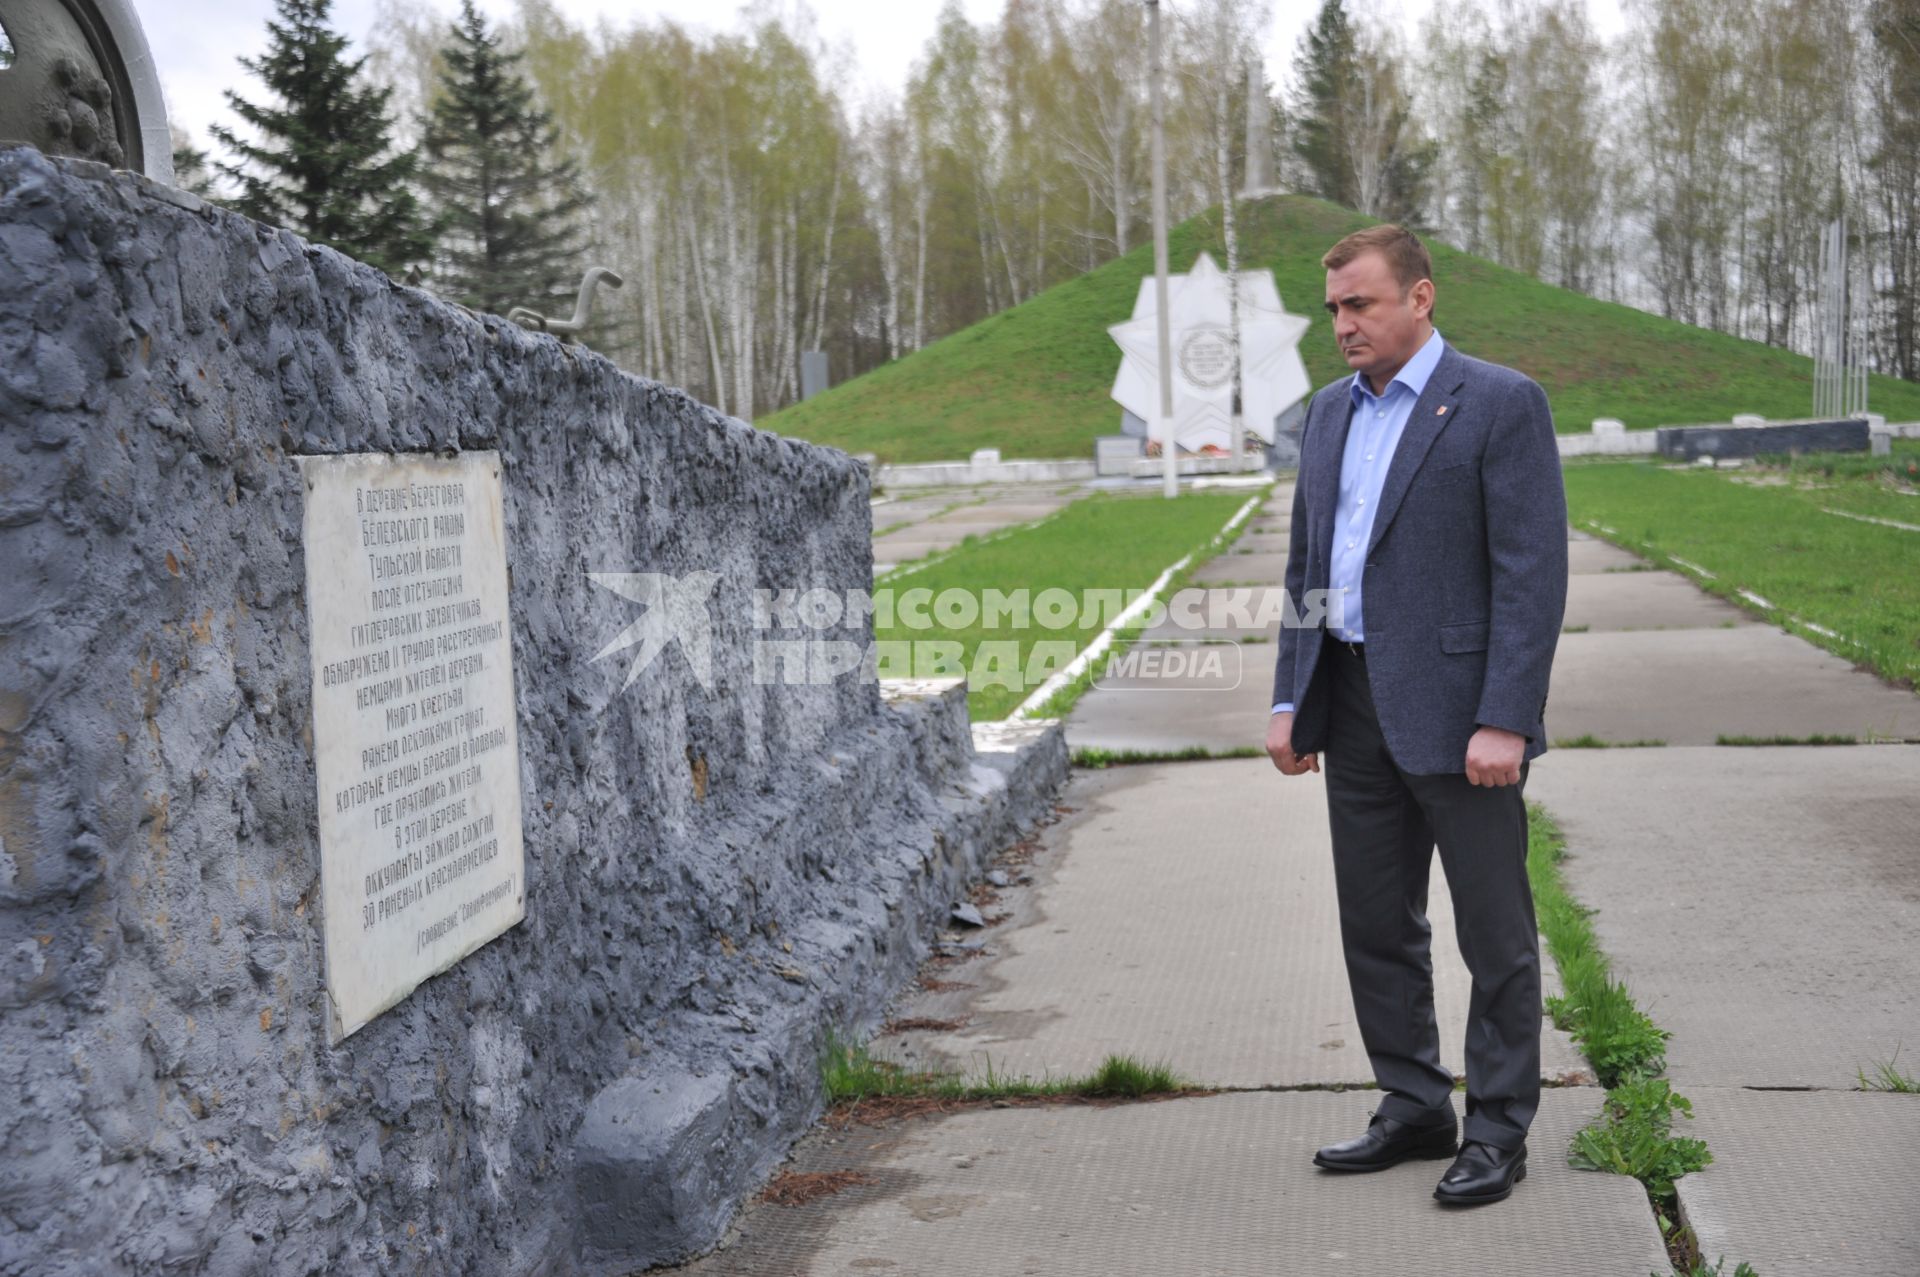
1521, 542, 1920, 1270
1668, 1089, 1920, 1276
673, 755, 1662, 1275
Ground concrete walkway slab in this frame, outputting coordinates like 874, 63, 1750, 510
1526, 746, 1920, 1089
1226, 531, 1291, 556
872, 489, 1087, 574
874, 487, 1080, 532
681, 1090, 1665, 1277
928, 500, 1073, 527
1675, 1088, 1920, 1276
872, 493, 977, 531
874, 531, 965, 560
1549, 628, 1920, 743
1065, 666, 1270, 753
874, 760, 1587, 1089
1569, 539, 1654, 574
1562, 571, 1760, 633
1191, 551, 1289, 586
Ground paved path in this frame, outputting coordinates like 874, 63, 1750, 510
1517, 522, 1919, 1270
685, 1092, 1664, 1276
1528, 748, 1919, 1091
677, 482, 1670, 1275
1529, 745, 1920, 1275
1069, 509, 1920, 751
1663, 1089, 1920, 1275
672, 478, 1920, 1274
869, 759, 1589, 1090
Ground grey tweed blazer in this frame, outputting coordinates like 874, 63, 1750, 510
1271, 343, 1569, 775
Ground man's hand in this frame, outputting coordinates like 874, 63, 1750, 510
1465, 726, 1526, 787
1267, 711, 1320, 776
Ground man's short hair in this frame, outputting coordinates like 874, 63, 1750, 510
1321, 225, 1432, 295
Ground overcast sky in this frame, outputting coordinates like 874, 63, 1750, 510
148, 0, 1624, 150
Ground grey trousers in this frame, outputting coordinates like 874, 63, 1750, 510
1320, 639, 1542, 1151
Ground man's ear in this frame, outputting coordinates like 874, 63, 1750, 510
1411, 278, 1435, 321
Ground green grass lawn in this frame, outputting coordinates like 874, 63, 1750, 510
875, 488, 1255, 720
1564, 443, 1920, 692
761, 195, 1920, 463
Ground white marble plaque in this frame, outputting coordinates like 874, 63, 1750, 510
299, 451, 525, 1042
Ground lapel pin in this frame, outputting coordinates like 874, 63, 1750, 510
1436, 406, 1448, 415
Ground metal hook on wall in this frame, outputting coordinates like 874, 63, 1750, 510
508, 267, 624, 348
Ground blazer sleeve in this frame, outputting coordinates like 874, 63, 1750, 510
1272, 402, 1313, 711
1473, 377, 1568, 738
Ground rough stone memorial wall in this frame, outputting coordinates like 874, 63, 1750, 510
0, 147, 1066, 1275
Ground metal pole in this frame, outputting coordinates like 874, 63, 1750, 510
1149, 0, 1177, 498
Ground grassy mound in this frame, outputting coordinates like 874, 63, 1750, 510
761, 195, 1920, 463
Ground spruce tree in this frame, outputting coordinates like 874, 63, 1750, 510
420, 0, 592, 318
1289, 0, 1431, 227
1291, 0, 1359, 209
212, 0, 430, 276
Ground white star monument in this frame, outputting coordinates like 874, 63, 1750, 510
1108, 252, 1312, 454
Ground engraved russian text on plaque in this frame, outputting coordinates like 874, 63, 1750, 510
299, 451, 526, 1041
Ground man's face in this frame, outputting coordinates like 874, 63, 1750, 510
1323, 251, 1434, 386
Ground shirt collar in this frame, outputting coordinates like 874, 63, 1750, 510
1350, 328, 1446, 406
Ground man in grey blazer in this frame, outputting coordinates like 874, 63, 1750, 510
1265, 225, 1568, 1206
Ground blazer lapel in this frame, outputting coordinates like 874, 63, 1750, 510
1314, 375, 1359, 556
1366, 347, 1467, 557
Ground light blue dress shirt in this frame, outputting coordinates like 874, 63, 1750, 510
1273, 328, 1447, 716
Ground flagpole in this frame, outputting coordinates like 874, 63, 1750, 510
1148, 0, 1176, 498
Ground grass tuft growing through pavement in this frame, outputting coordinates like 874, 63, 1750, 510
1672, 1260, 1760, 1277
1855, 1048, 1918, 1093
1527, 804, 1736, 1275
819, 1026, 1189, 1104
1527, 804, 1670, 1085
1569, 1076, 1710, 1203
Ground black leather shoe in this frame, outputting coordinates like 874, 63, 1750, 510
1312, 1111, 1458, 1172
1433, 1140, 1527, 1205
